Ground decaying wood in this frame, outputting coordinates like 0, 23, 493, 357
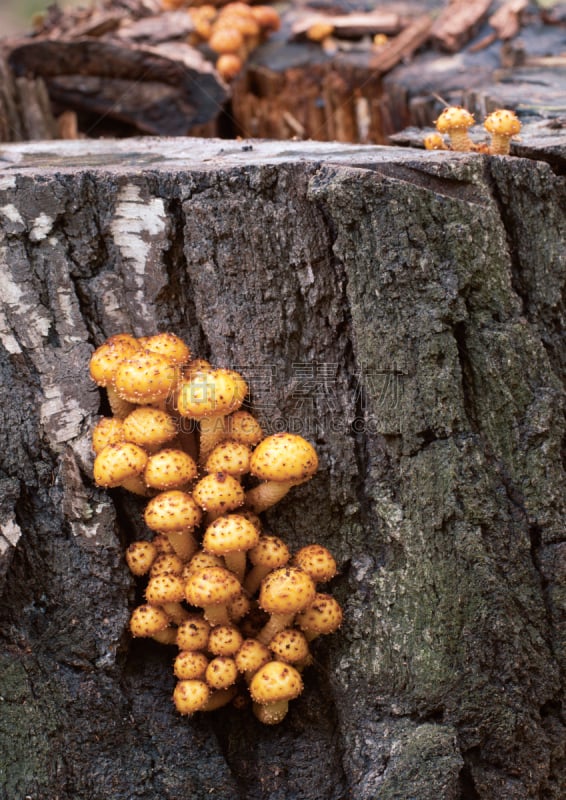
290, 10, 405, 41
430, 0, 493, 52
0, 133, 564, 800
369, 14, 433, 73
8, 37, 227, 136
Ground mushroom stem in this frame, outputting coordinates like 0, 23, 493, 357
243, 564, 271, 596
120, 474, 151, 496
488, 133, 513, 155
245, 481, 292, 513
252, 699, 289, 725
161, 602, 190, 625
106, 385, 135, 419
202, 686, 238, 712
202, 604, 232, 626
223, 551, 247, 584
165, 530, 199, 561
447, 129, 474, 152
257, 612, 295, 645
152, 627, 178, 645
199, 415, 227, 463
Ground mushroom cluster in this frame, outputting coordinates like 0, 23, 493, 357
427, 106, 522, 155
89, 332, 342, 724
161, 0, 280, 82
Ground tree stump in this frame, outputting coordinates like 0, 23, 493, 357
0, 130, 564, 799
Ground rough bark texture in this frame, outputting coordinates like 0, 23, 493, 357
0, 132, 564, 799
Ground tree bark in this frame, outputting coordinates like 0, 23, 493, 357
0, 131, 564, 799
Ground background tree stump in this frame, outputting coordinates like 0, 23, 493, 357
0, 131, 564, 799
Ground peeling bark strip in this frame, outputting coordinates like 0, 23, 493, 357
0, 136, 564, 800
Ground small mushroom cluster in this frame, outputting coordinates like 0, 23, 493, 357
424, 106, 522, 155
165, 0, 281, 82
89, 332, 342, 724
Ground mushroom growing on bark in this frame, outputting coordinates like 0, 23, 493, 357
435, 106, 475, 151
245, 433, 319, 513
249, 661, 303, 724
257, 566, 316, 644
484, 109, 521, 155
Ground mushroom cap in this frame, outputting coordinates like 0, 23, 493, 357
250, 4, 281, 31
216, 53, 244, 82
229, 591, 251, 622
250, 433, 318, 484
144, 490, 202, 533
145, 573, 185, 605
435, 106, 475, 132
203, 514, 260, 557
185, 566, 242, 608
269, 628, 310, 664
259, 567, 316, 616
93, 442, 148, 488
174, 650, 209, 681
122, 406, 178, 449
173, 679, 210, 715
205, 441, 252, 477
484, 108, 521, 136
144, 449, 198, 490
209, 27, 244, 54
224, 410, 264, 446
149, 553, 185, 577
249, 535, 290, 569
125, 540, 158, 576
292, 544, 337, 583
192, 472, 245, 515
91, 416, 125, 454
176, 614, 211, 651
129, 604, 170, 637
208, 625, 244, 657
205, 656, 239, 690
183, 550, 225, 578
235, 639, 272, 674
114, 350, 179, 404
142, 333, 191, 365
295, 593, 343, 635
89, 337, 139, 387
177, 368, 248, 419
249, 661, 303, 705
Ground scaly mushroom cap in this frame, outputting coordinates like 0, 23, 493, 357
176, 368, 248, 419
249, 661, 303, 705
295, 593, 343, 636
122, 406, 178, 449
292, 544, 337, 583
176, 615, 211, 651
484, 108, 521, 136
129, 604, 170, 637
434, 106, 475, 133
203, 514, 260, 557
250, 433, 318, 485
235, 639, 271, 675
229, 591, 251, 622
144, 490, 202, 533
224, 410, 264, 446
184, 566, 242, 609
149, 553, 185, 577
142, 332, 191, 365
144, 449, 198, 490
249, 535, 290, 570
91, 417, 125, 454
269, 628, 310, 664
89, 337, 139, 387
114, 350, 179, 404
205, 441, 252, 477
259, 567, 316, 616
208, 625, 244, 657
93, 442, 148, 488
174, 650, 209, 681
125, 540, 158, 576
192, 472, 245, 515
173, 679, 210, 715
183, 550, 225, 578
145, 573, 185, 605
205, 656, 239, 690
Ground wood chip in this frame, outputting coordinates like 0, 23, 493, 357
431, 0, 492, 53
489, 0, 528, 41
369, 14, 433, 74
292, 10, 404, 41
